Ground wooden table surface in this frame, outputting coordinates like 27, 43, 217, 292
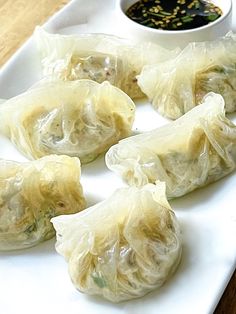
0, 0, 235, 313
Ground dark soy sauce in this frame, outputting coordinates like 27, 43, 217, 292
126, 0, 222, 31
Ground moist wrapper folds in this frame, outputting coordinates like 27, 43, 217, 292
35, 27, 180, 99
0, 80, 135, 163
0, 155, 86, 251
138, 32, 236, 119
51, 182, 181, 302
106, 93, 236, 198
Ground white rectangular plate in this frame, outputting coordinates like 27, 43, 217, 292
0, 1, 236, 314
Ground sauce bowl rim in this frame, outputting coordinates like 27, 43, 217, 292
117, 0, 232, 35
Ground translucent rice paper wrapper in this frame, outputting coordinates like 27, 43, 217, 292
51, 182, 181, 303
106, 93, 236, 199
34, 27, 180, 99
0, 80, 135, 163
138, 32, 236, 119
0, 155, 86, 251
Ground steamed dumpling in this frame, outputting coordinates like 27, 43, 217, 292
0, 155, 85, 251
0, 80, 135, 163
51, 182, 181, 302
34, 27, 180, 99
138, 32, 236, 119
106, 93, 236, 198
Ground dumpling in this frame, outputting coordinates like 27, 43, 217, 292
34, 27, 180, 99
138, 32, 236, 119
106, 93, 236, 199
51, 181, 181, 302
0, 80, 135, 163
0, 155, 85, 251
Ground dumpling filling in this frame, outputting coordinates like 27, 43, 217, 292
0, 155, 86, 250
51, 182, 181, 302
137, 32, 236, 119
106, 93, 236, 198
0, 80, 135, 163
35, 27, 180, 99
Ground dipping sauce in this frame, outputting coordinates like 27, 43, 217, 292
126, 0, 222, 31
